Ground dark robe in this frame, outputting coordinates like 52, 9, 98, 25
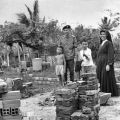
96, 40, 118, 96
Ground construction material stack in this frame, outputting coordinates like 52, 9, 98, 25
55, 88, 78, 120
55, 73, 100, 120
0, 79, 22, 120
71, 73, 100, 120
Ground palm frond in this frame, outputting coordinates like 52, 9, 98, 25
17, 13, 30, 27
25, 4, 33, 20
33, 0, 39, 19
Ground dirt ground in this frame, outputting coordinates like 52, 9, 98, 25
20, 92, 120, 120
3, 63, 120, 120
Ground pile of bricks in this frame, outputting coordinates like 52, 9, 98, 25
0, 91, 22, 120
55, 88, 78, 120
55, 73, 100, 120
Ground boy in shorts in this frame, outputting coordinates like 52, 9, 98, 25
55, 46, 66, 86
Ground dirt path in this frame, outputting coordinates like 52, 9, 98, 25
20, 92, 120, 120
20, 92, 56, 120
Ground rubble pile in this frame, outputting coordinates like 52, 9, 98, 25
55, 73, 100, 120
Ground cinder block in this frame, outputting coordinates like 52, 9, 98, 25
3, 115, 22, 120
2, 108, 10, 116
3, 99, 20, 108
11, 108, 19, 116
2, 91, 21, 100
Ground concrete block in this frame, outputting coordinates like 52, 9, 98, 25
11, 108, 19, 116
3, 99, 21, 108
2, 91, 21, 100
56, 106, 75, 115
67, 82, 79, 90
87, 84, 98, 90
87, 80, 98, 85
55, 88, 76, 96
100, 92, 111, 105
56, 116, 71, 120
56, 97, 76, 107
86, 90, 99, 96
2, 108, 11, 116
82, 107, 92, 114
81, 73, 96, 79
3, 115, 22, 120
39, 77, 44, 81
71, 111, 89, 120
78, 85, 88, 91
48, 78, 52, 81
34, 77, 39, 81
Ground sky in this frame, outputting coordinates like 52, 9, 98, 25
0, 0, 120, 29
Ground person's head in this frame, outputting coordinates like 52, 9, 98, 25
82, 40, 88, 50
100, 29, 112, 43
56, 46, 63, 54
62, 25, 72, 36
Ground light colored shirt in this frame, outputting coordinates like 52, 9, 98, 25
80, 48, 94, 66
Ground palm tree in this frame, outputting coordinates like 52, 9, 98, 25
99, 17, 118, 31
17, 0, 39, 28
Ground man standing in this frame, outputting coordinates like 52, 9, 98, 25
59, 25, 77, 83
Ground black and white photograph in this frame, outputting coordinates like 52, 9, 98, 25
0, 0, 120, 120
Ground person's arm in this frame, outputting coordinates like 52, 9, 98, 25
63, 55, 66, 73
107, 42, 114, 65
83, 49, 91, 60
73, 36, 77, 48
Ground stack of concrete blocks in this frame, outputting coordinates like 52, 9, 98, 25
55, 72, 100, 120
55, 88, 78, 120
71, 73, 100, 120
0, 91, 22, 120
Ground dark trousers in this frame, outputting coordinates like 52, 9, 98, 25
65, 59, 74, 82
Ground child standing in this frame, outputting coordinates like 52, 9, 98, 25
55, 46, 66, 86
75, 46, 83, 80
80, 40, 94, 73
